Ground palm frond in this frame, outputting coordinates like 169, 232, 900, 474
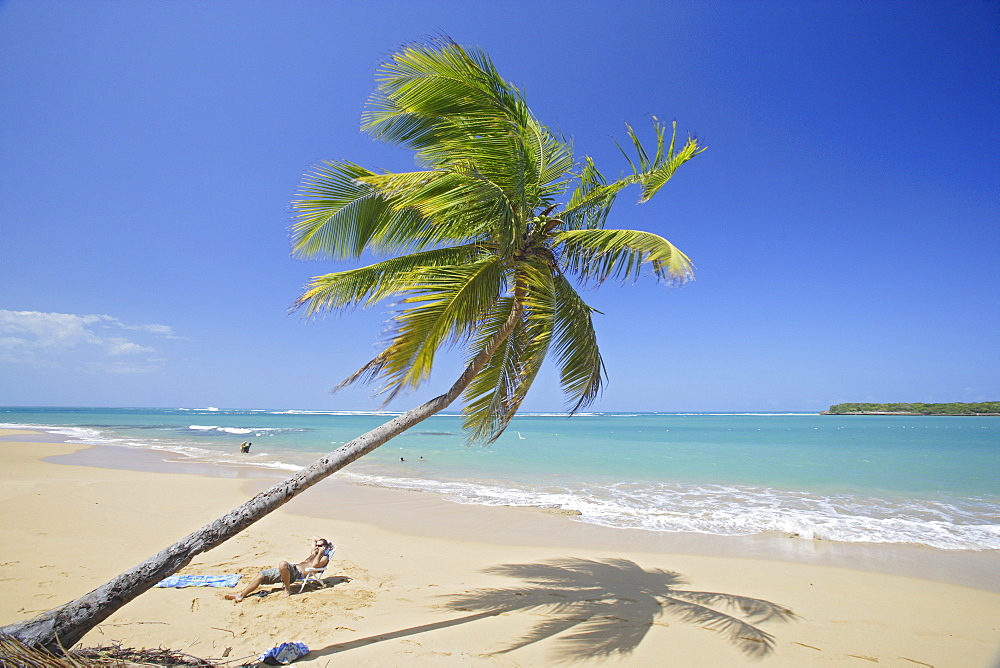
524, 120, 575, 207
613, 119, 705, 203
560, 157, 625, 231
554, 228, 694, 286
360, 169, 517, 241
362, 258, 508, 397
293, 244, 486, 316
362, 39, 573, 248
552, 275, 605, 412
291, 160, 436, 259
558, 120, 703, 232
460, 298, 523, 441
363, 37, 530, 162
462, 260, 555, 442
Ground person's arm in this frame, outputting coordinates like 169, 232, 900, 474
300, 545, 327, 569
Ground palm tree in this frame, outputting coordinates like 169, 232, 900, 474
292, 37, 701, 441
0, 37, 702, 654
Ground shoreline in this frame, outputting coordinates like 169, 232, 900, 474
6, 411, 997, 554
27, 431, 1000, 593
3, 429, 1000, 666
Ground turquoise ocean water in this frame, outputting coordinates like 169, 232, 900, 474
2, 407, 998, 550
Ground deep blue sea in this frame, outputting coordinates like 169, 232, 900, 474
2, 407, 998, 550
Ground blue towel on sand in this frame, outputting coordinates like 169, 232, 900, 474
258, 642, 309, 665
154, 574, 242, 588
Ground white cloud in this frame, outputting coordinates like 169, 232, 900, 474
0, 309, 176, 373
121, 323, 181, 338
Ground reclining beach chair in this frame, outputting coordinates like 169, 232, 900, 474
296, 545, 336, 593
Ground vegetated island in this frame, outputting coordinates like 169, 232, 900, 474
821, 402, 1000, 416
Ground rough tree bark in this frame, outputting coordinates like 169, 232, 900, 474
0, 307, 520, 654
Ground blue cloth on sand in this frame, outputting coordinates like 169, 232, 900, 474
154, 574, 242, 588
258, 642, 309, 665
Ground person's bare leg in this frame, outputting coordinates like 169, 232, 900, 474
226, 573, 263, 602
279, 561, 295, 595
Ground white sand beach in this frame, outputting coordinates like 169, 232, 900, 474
1, 429, 998, 667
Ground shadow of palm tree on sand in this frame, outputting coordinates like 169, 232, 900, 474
444, 557, 796, 660
312, 557, 795, 661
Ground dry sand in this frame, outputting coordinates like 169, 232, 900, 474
1, 429, 998, 667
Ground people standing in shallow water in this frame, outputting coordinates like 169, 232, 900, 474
240, 442, 252, 454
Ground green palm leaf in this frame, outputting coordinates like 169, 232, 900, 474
560, 157, 618, 231
461, 305, 529, 441
360, 169, 517, 241
551, 275, 605, 411
554, 229, 694, 286
462, 260, 555, 442
558, 120, 704, 234
358, 257, 507, 399
291, 160, 434, 258
294, 244, 486, 316
363, 38, 529, 162
614, 119, 706, 203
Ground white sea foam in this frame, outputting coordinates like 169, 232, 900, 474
6, 415, 997, 551
337, 471, 1000, 550
275, 409, 406, 416
188, 424, 254, 435
0, 423, 112, 443
140, 441, 303, 472
186, 424, 301, 436
1, 422, 304, 474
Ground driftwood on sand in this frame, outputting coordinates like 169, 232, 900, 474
0, 634, 222, 667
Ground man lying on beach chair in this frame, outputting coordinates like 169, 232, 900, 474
225, 536, 333, 602
295, 542, 336, 593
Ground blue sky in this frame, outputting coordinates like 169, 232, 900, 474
1, 0, 997, 412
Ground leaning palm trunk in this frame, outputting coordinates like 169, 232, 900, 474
0, 309, 519, 655
3, 36, 703, 658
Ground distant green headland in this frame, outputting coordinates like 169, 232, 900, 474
822, 402, 1000, 416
